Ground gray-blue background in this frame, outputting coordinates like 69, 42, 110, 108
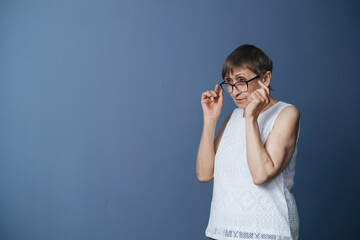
1, 0, 359, 239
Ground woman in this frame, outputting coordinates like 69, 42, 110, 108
196, 44, 300, 240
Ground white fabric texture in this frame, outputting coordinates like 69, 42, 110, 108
205, 101, 300, 240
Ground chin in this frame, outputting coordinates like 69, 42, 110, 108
234, 103, 245, 109
233, 99, 247, 109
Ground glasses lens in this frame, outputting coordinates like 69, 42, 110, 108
222, 83, 232, 93
235, 81, 247, 92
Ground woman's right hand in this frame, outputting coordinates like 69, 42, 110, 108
201, 84, 223, 120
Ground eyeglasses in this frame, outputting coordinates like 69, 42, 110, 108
220, 75, 260, 94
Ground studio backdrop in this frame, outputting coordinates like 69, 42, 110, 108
1, 0, 359, 239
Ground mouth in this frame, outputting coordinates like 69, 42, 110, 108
236, 98, 245, 103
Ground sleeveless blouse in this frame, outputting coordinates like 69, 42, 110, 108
205, 101, 300, 240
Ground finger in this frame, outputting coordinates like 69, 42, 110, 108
215, 84, 219, 93
258, 80, 270, 95
249, 92, 258, 103
256, 88, 269, 104
253, 91, 264, 103
219, 89, 223, 102
202, 94, 212, 103
201, 92, 212, 102
201, 94, 209, 103
202, 91, 213, 98
201, 92, 209, 100
256, 88, 267, 100
205, 90, 217, 102
258, 91, 268, 102
210, 90, 218, 98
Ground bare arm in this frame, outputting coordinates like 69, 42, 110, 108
196, 113, 232, 182
246, 106, 300, 185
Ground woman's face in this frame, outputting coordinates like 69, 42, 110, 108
224, 67, 270, 109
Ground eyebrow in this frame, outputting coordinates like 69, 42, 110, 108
225, 73, 247, 81
234, 72, 246, 77
225, 72, 247, 78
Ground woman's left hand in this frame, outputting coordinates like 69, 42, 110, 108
243, 80, 270, 119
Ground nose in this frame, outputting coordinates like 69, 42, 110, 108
231, 85, 243, 97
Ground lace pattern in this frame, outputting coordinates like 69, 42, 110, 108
205, 102, 299, 240
207, 226, 293, 239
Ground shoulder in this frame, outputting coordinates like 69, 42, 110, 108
220, 107, 241, 129
278, 104, 300, 120
273, 104, 300, 131
219, 111, 233, 129
225, 110, 233, 121
223, 108, 236, 123
214, 110, 234, 152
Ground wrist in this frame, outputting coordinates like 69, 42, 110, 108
245, 115, 258, 124
203, 118, 217, 135
203, 115, 219, 123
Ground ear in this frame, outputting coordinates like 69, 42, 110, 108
263, 71, 271, 87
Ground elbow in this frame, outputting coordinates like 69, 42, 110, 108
251, 159, 277, 186
253, 177, 267, 186
196, 172, 214, 183
252, 173, 269, 186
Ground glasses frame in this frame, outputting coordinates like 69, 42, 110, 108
220, 75, 260, 94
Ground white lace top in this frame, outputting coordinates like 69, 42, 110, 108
205, 101, 300, 240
